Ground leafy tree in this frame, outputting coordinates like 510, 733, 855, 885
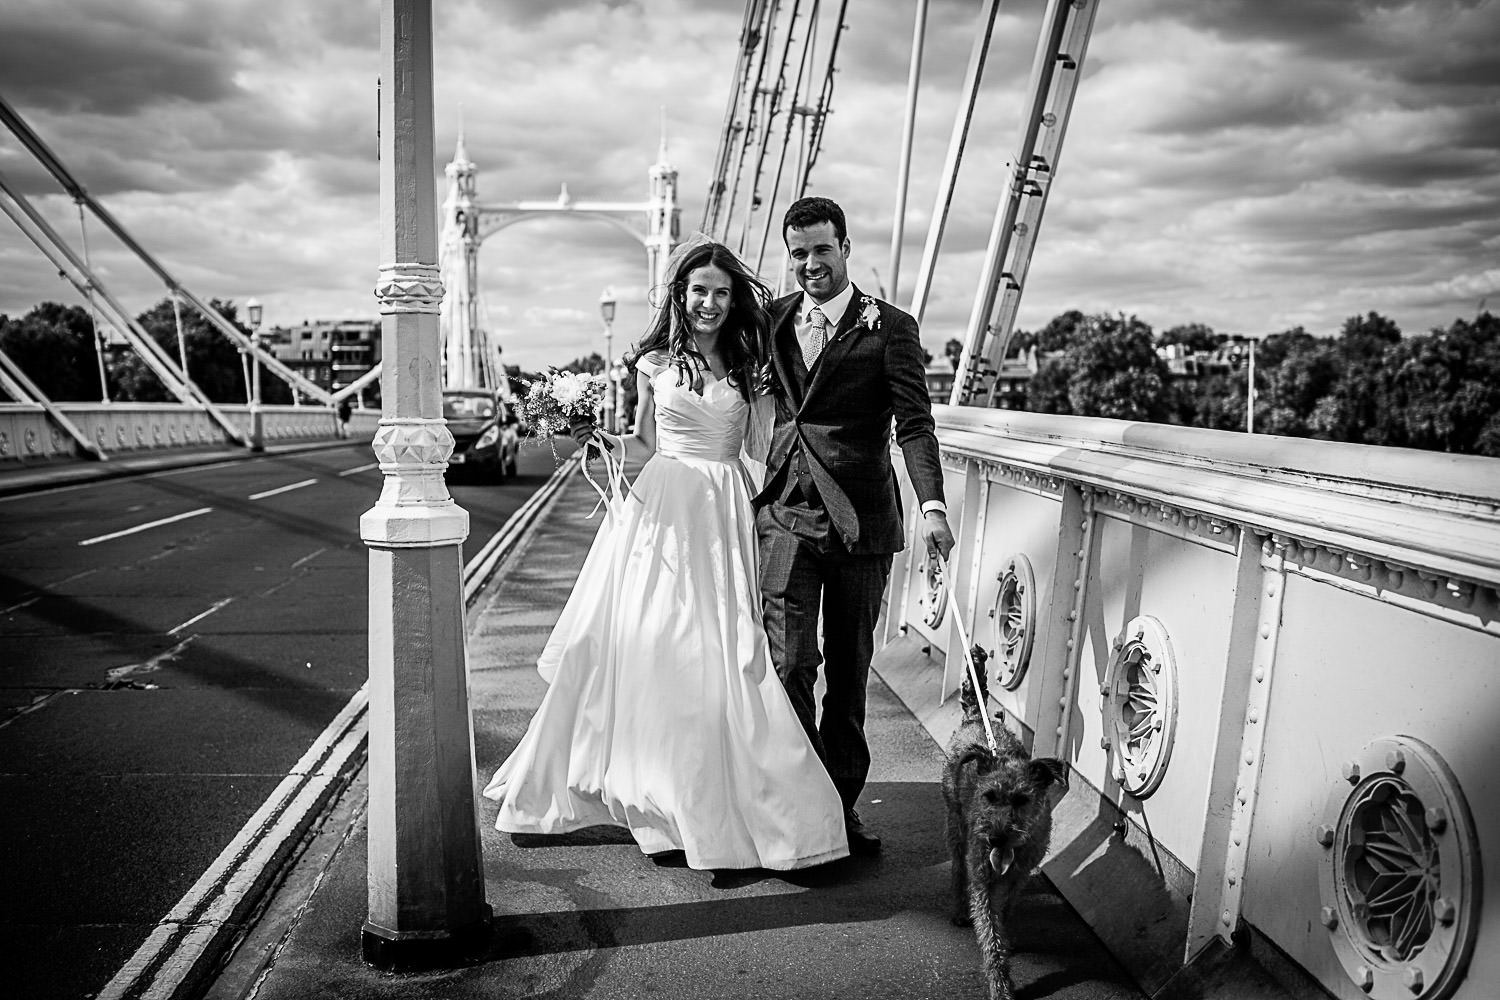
1035, 309, 1085, 354
112, 297, 276, 404
1025, 356, 1071, 414
1160, 322, 1223, 353
944, 337, 963, 371
0, 302, 109, 401
1258, 335, 1340, 437
561, 352, 606, 375
1060, 314, 1173, 421
1381, 312, 1500, 455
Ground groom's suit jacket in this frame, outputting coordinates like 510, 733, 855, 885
751, 283, 945, 555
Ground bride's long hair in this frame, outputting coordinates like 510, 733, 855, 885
630, 237, 772, 402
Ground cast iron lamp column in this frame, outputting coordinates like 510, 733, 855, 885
599, 286, 617, 432
361, 0, 490, 969
246, 298, 265, 451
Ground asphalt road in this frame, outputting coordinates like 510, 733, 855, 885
0, 441, 564, 1000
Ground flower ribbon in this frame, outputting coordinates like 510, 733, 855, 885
578, 431, 633, 519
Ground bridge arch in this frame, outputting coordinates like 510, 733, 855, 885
439, 132, 680, 390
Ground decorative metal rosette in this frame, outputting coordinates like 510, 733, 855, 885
917, 550, 948, 631
988, 554, 1037, 690
1100, 615, 1177, 798
1316, 736, 1480, 999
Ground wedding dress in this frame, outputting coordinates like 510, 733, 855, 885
482, 352, 848, 870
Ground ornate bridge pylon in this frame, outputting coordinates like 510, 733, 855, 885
439, 127, 680, 392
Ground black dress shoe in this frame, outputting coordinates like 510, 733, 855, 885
844, 809, 882, 855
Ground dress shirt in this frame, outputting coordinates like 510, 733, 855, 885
794, 282, 947, 519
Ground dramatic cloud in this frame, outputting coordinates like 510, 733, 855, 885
1, 0, 1497, 373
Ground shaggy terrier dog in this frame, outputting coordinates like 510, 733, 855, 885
942, 647, 1069, 1000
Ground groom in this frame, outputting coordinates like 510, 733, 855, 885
754, 196, 955, 855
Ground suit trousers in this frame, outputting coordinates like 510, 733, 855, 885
757, 489, 893, 812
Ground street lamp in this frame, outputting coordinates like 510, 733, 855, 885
246, 298, 265, 451
1245, 336, 1258, 435
599, 286, 617, 433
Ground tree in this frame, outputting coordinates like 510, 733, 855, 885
112, 297, 269, 404
1160, 322, 1223, 353
561, 352, 606, 375
944, 338, 963, 371
1025, 356, 1072, 414
1060, 314, 1172, 421
0, 302, 108, 401
1035, 309, 1085, 354
1382, 312, 1500, 455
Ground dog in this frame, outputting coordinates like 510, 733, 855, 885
942, 646, 1069, 1000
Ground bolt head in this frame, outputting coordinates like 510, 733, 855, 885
1385, 749, 1407, 773
1319, 906, 1338, 929
1353, 965, 1374, 991
1402, 966, 1424, 992
1433, 897, 1456, 925
1316, 824, 1335, 846
1342, 760, 1362, 784
1425, 806, 1448, 833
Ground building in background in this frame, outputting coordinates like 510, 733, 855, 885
269, 319, 382, 405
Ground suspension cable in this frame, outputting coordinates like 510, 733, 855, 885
795, 0, 849, 198
170, 289, 189, 381
737, 0, 803, 256
74, 199, 109, 403
752, 0, 818, 272
703, 0, 767, 234
722, 0, 781, 244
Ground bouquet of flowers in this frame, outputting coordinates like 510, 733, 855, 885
517, 369, 608, 445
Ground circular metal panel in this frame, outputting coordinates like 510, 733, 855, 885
1317, 736, 1481, 1000
989, 554, 1037, 690
917, 551, 948, 631
1101, 615, 1178, 798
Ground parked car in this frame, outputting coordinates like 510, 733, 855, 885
442, 389, 520, 481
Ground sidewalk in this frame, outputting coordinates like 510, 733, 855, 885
215, 460, 1145, 1000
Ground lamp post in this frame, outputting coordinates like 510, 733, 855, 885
599, 286, 617, 433
360, 0, 488, 969
1245, 336, 1257, 435
246, 298, 265, 451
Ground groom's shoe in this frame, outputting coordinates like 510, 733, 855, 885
844, 809, 881, 855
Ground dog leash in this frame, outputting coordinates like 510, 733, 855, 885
939, 552, 999, 755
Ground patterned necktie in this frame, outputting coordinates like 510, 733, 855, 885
802, 307, 827, 369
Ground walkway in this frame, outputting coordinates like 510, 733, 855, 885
210, 453, 1144, 1000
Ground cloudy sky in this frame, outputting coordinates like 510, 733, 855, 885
1, 0, 1496, 372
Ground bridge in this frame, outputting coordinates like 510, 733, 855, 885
1, 2, 1497, 1000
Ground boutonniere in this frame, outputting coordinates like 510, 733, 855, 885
858, 295, 881, 331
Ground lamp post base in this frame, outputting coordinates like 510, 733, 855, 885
361, 905, 493, 972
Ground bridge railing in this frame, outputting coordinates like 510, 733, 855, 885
0, 402, 366, 463
883, 406, 1499, 999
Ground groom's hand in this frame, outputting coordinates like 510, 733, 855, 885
923, 511, 956, 562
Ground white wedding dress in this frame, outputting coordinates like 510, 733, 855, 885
482, 353, 849, 870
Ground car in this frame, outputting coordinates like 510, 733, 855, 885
442, 389, 520, 481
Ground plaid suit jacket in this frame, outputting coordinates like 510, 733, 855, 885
751, 284, 945, 554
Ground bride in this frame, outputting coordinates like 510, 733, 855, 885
483, 239, 849, 871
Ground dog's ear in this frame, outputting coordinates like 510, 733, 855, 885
1029, 757, 1070, 791
956, 746, 997, 774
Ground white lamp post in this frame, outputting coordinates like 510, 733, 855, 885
599, 286, 617, 433
246, 298, 264, 451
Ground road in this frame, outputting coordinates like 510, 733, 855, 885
0, 441, 563, 1000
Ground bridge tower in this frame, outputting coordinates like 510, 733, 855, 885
438, 122, 680, 389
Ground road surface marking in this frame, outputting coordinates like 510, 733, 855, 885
290, 546, 328, 569
167, 598, 235, 635
106, 636, 196, 682
1, 596, 40, 615
248, 478, 317, 500
337, 461, 378, 476
78, 507, 213, 547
